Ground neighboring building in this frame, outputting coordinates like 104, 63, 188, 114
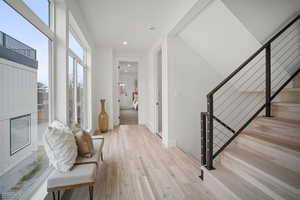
0, 31, 38, 176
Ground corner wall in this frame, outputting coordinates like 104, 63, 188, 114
222, 0, 300, 43
167, 37, 221, 159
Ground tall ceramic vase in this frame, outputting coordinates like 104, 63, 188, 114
98, 99, 108, 133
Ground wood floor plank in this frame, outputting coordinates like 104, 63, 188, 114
62, 125, 216, 200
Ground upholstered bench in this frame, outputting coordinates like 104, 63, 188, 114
47, 136, 104, 200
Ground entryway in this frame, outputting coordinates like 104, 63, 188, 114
118, 61, 139, 125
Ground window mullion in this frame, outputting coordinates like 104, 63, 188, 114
73, 58, 78, 125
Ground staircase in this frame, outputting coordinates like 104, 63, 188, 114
200, 15, 300, 200
203, 74, 300, 200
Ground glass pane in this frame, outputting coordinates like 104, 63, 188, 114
77, 63, 85, 127
22, 0, 50, 25
68, 56, 75, 126
0, 1, 50, 198
10, 115, 31, 154
69, 31, 84, 60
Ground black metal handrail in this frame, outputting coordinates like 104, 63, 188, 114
201, 14, 300, 170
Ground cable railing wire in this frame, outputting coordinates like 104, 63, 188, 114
201, 15, 300, 170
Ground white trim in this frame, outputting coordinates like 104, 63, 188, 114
68, 49, 86, 67
4, 0, 55, 40
153, 46, 163, 134
49, 40, 55, 123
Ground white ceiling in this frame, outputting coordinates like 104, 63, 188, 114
76, 0, 197, 54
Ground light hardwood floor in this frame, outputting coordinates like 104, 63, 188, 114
62, 125, 216, 200
120, 109, 138, 125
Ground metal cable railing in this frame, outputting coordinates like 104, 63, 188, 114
201, 15, 300, 170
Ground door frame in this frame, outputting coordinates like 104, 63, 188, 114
153, 46, 163, 136
114, 56, 140, 126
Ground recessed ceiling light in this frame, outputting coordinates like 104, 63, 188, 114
127, 64, 131, 67
123, 41, 128, 45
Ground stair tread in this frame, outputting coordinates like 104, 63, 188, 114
243, 131, 300, 152
224, 147, 300, 191
207, 164, 273, 200
255, 117, 300, 126
244, 117, 300, 149
272, 102, 300, 107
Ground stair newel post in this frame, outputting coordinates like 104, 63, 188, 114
200, 112, 207, 166
265, 44, 271, 117
207, 95, 214, 170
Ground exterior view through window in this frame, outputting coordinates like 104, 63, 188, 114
0, 0, 51, 199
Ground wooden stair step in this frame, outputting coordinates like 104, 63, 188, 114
222, 153, 300, 200
246, 117, 300, 146
222, 147, 300, 197
202, 165, 273, 200
279, 88, 300, 103
237, 133, 300, 173
272, 102, 300, 120
252, 117, 300, 129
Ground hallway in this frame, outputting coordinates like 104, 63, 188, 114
62, 125, 216, 200
119, 109, 138, 125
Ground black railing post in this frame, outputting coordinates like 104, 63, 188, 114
200, 112, 206, 166
265, 44, 271, 117
206, 95, 214, 170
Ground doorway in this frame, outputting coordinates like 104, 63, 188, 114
156, 49, 163, 136
118, 61, 139, 125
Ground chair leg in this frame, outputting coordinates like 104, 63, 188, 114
58, 190, 60, 200
89, 186, 94, 200
100, 152, 104, 161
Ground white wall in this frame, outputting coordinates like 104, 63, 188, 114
92, 47, 114, 131
167, 37, 221, 159
144, 50, 156, 132
222, 0, 300, 43
138, 56, 148, 125
179, 0, 261, 78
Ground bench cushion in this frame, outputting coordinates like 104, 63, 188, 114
47, 164, 97, 189
47, 136, 104, 190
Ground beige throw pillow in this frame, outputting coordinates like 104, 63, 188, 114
74, 130, 94, 158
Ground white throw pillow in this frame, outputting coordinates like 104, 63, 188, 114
44, 127, 78, 172
50, 120, 68, 130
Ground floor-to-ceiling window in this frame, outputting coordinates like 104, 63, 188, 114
0, 0, 53, 198
68, 30, 87, 129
